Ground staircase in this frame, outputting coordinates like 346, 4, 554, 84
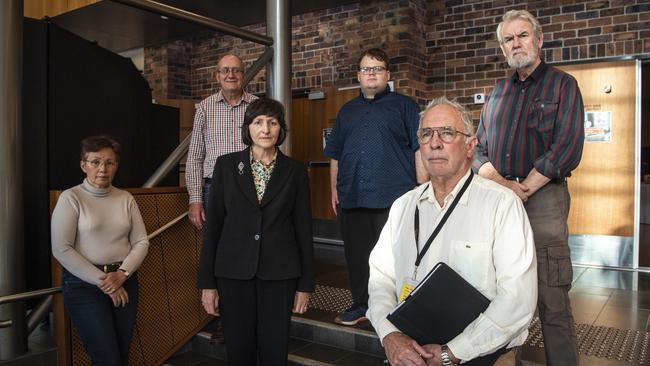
163, 315, 387, 366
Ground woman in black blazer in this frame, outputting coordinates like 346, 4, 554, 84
197, 98, 314, 366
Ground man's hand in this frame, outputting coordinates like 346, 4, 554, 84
292, 291, 310, 314
505, 180, 530, 202
383, 332, 432, 366
108, 287, 129, 307
201, 289, 219, 316
98, 271, 127, 294
189, 202, 205, 230
420, 344, 460, 366
329, 159, 339, 216
331, 189, 339, 216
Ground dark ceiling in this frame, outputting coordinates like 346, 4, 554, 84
49, 0, 358, 53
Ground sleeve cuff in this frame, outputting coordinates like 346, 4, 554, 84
533, 159, 560, 179
447, 333, 476, 363
375, 318, 401, 344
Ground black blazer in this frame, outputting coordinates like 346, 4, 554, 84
197, 148, 314, 292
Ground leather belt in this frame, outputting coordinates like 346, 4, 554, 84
95, 262, 122, 273
504, 175, 566, 184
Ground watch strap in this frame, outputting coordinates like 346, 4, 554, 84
441, 344, 458, 366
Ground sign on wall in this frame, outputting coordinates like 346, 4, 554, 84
584, 111, 612, 142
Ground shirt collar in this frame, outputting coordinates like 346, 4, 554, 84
510, 59, 547, 84
216, 90, 256, 106
250, 148, 278, 166
360, 84, 391, 102
419, 168, 473, 207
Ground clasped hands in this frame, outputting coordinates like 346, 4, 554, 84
384, 332, 457, 366
505, 179, 530, 202
98, 271, 129, 307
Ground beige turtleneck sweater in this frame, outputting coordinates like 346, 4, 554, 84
51, 179, 149, 285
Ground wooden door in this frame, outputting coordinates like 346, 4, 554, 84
291, 87, 359, 220
559, 61, 636, 238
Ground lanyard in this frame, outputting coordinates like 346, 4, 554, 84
412, 171, 473, 279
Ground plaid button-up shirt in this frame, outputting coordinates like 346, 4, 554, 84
186, 90, 258, 203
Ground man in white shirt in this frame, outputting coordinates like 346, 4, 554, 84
367, 97, 537, 366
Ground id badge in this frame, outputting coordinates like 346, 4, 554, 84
399, 277, 419, 302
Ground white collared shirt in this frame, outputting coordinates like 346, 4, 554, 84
368, 169, 537, 361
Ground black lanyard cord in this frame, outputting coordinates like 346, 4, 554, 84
413, 171, 474, 269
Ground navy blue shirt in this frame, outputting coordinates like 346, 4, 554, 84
324, 87, 420, 209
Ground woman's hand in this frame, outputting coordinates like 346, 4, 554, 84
108, 287, 129, 307
201, 289, 220, 316
292, 291, 310, 314
98, 271, 127, 294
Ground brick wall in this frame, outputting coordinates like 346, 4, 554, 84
435, 0, 650, 117
143, 0, 650, 112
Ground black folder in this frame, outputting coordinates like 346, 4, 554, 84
386, 262, 504, 366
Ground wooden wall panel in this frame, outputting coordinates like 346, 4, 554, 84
155, 98, 198, 187
24, 0, 98, 19
560, 60, 636, 237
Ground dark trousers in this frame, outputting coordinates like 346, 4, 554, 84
339, 207, 390, 305
217, 277, 297, 366
525, 182, 578, 366
62, 270, 139, 366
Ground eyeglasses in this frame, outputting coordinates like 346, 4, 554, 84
218, 67, 244, 75
359, 66, 387, 74
417, 127, 471, 144
84, 159, 117, 168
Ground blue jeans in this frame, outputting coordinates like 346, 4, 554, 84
203, 180, 211, 210
62, 270, 139, 366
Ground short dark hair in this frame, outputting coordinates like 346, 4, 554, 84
80, 135, 121, 161
358, 48, 390, 70
241, 98, 288, 146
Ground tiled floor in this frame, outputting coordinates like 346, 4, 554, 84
309, 244, 650, 365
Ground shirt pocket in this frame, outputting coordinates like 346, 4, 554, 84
527, 99, 559, 148
448, 240, 491, 292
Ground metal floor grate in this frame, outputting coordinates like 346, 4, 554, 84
309, 285, 650, 365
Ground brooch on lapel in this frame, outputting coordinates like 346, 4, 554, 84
238, 162, 245, 175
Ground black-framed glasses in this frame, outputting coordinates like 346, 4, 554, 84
359, 66, 387, 74
84, 159, 117, 168
218, 67, 243, 75
417, 127, 470, 144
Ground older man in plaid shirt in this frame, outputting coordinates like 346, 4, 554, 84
186, 54, 258, 230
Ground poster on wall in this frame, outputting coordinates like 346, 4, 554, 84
323, 128, 332, 151
584, 111, 611, 142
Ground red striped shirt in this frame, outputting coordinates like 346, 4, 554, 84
474, 62, 585, 179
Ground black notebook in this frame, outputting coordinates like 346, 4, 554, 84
386, 262, 504, 366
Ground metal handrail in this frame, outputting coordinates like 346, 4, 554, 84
0, 209, 189, 331
0, 288, 61, 329
110, 0, 273, 46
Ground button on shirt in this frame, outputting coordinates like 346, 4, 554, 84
324, 87, 420, 209
473, 61, 584, 179
367, 170, 537, 361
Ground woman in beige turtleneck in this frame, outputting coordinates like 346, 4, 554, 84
51, 135, 149, 366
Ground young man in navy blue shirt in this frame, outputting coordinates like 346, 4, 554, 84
325, 48, 426, 325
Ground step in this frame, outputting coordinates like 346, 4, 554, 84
172, 315, 387, 366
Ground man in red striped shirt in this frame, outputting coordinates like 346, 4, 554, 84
473, 10, 584, 366
186, 54, 258, 230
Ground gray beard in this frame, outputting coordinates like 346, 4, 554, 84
507, 53, 536, 69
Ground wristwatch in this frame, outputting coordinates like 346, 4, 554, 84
118, 268, 130, 278
441, 344, 458, 366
